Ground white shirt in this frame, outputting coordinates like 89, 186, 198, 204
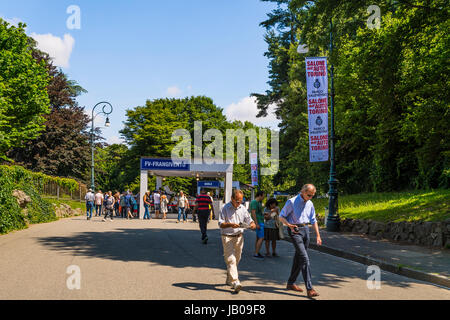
153, 193, 160, 204
94, 192, 103, 205
218, 202, 254, 236
178, 195, 187, 208
85, 192, 95, 202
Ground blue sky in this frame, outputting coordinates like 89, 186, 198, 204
1, 0, 281, 144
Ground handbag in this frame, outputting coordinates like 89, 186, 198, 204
274, 215, 285, 239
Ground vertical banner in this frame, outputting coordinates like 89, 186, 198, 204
250, 152, 258, 186
305, 57, 329, 162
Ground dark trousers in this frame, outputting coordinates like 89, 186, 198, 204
198, 210, 210, 240
287, 226, 313, 290
104, 208, 113, 219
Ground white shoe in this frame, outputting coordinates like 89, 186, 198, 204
232, 281, 242, 293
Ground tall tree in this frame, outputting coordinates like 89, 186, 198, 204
7, 48, 91, 181
253, 0, 449, 193
0, 19, 50, 159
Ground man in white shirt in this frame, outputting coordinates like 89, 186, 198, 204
85, 189, 95, 220
153, 190, 161, 219
279, 184, 322, 298
94, 190, 104, 217
218, 189, 256, 293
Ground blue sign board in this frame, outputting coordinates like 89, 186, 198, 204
198, 181, 221, 188
141, 158, 190, 171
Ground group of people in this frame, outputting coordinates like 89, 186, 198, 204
84, 189, 140, 221
84, 184, 322, 298
218, 184, 322, 298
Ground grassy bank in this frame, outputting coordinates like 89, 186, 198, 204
43, 196, 85, 211
311, 189, 450, 223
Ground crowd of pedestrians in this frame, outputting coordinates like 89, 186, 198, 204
84, 189, 206, 221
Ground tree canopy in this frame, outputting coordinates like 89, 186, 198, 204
0, 19, 50, 159
253, 0, 449, 193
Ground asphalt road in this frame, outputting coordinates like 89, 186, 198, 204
0, 216, 449, 300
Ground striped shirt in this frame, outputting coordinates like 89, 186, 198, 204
195, 194, 212, 211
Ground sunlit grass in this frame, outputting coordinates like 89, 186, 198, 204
312, 189, 450, 223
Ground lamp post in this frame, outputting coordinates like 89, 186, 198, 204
326, 17, 340, 231
90, 101, 113, 191
298, 18, 340, 231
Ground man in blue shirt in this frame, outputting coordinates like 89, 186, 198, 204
279, 184, 322, 298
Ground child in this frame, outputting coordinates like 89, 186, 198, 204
263, 198, 281, 257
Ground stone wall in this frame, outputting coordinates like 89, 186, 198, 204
339, 218, 450, 248
53, 203, 82, 218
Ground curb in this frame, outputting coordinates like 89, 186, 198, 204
282, 237, 450, 289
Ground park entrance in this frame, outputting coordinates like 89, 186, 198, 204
139, 157, 233, 219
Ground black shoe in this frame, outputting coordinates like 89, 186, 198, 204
202, 237, 208, 244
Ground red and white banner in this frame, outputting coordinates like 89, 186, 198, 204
305, 57, 329, 162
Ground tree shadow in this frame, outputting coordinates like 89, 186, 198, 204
36, 225, 425, 295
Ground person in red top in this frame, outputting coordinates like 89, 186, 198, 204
194, 189, 215, 244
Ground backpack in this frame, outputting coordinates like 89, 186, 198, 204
125, 194, 132, 207
119, 195, 126, 207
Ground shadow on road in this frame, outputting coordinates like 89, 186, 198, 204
36, 224, 421, 293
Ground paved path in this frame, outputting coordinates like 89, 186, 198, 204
0, 217, 449, 300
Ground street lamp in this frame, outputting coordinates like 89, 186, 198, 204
326, 17, 340, 232
298, 19, 340, 231
90, 101, 113, 191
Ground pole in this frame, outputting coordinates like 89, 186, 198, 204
90, 102, 113, 192
326, 17, 340, 231
90, 115, 95, 191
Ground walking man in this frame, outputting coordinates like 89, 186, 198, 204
194, 189, 214, 244
219, 189, 256, 293
153, 190, 161, 219
279, 184, 322, 298
177, 191, 189, 223
250, 191, 265, 260
85, 189, 95, 220
94, 190, 103, 216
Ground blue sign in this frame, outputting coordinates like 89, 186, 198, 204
198, 181, 221, 188
141, 158, 190, 171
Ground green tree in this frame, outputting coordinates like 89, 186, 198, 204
0, 20, 50, 159
253, 0, 449, 193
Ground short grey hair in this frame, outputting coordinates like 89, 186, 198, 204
301, 184, 316, 193
231, 189, 244, 199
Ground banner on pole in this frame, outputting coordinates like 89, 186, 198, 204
249, 152, 258, 186
305, 57, 329, 162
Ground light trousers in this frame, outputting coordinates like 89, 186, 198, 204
221, 234, 244, 284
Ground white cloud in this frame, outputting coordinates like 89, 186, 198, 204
30, 33, 75, 68
107, 135, 125, 145
166, 86, 182, 97
225, 96, 280, 130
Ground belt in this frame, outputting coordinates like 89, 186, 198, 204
295, 224, 308, 227
222, 233, 243, 238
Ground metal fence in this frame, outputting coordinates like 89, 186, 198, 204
41, 180, 88, 202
